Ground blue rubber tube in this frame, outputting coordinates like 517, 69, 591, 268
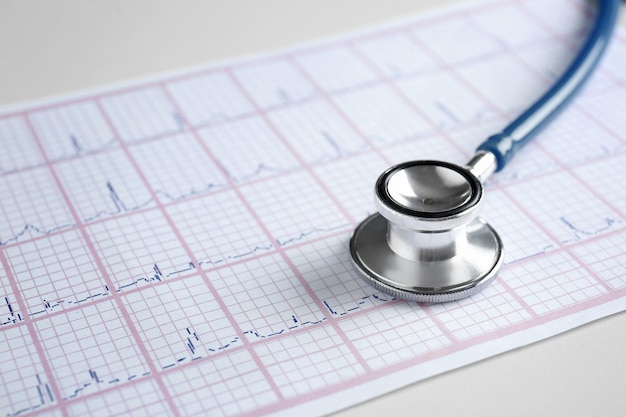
476, 0, 620, 171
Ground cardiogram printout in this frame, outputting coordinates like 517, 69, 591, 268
2, 0, 626, 416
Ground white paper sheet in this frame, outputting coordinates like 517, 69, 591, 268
1, 0, 626, 416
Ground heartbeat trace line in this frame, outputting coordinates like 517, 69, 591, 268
0, 223, 76, 247
6, 286, 397, 410
504, 244, 555, 265
307, 130, 368, 164
160, 313, 327, 370
5, 374, 55, 417
561, 216, 622, 244
23, 261, 198, 317
209, 130, 363, 181
62, 313, 328, 400
0, 181, 151, 247
59, 135, 118, 161
218, 160, 298, 183
0, 179, 220, 246
64, 368, 152, 401
275, 224, 352, 247
84, 182, 154, 223
161, 327, 243, 370
1, 130, 354, 246
158, 290, 399, 371
275, 87, 317, 105
19, 219, 346, 317
323, 293, 397, 316
1, 296, 22, 326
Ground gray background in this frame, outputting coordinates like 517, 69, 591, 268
1, 1, 625, 416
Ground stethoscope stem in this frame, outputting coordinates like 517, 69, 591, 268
350, 0, 620, 303
465, 151, 497, 183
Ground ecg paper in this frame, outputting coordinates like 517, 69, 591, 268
2, 0, 626, 416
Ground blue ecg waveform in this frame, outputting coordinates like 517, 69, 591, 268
161, 327, 241, 370
308, 130, 367, 164
275, 87, 317, 105
24, 261, 199, 317
172, 112, 186, 130
561, 216, 622, 243
117, 262, 197, 291
160, 313, 329, 370
1, 128, 356, 248
0, 222, 75, 247
84, 182, 153, 223
155, 291, 397, 372
64, 368, 151, 400
0, 178, 220, 246
219, 161, 296, 183
5, 375, 54, 417
276, 224, 351, 247
59, 135, 117, 161
1, 296, 23, 326
154, 184, 223, 203
209, 131, 360, 182
0, 181, 148, 246
242, 314, 327, 340
505, 245, 555, 265
323, 292, 397, 316
501, 216, 622, 264
29, 286, 111, 317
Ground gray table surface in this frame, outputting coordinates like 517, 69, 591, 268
2, 1, 625, 416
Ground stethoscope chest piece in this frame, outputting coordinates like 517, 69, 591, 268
350, 158, 504, 303
349, 0, 619, 303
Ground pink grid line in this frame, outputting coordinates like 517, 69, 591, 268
159, 80, 373, 375
405, 18, 617, 298
47, 292, 395, 417
2, 225, 353, 331
3, 238, 626, 417
427, 282, 617, 350
349, 41, 472, 156
468, 18, 625, 293
0, 250, 68, 417
465, 4, 626, 185
575, 101, 626, 147
93, 98, 286, 403
16, 281, 626, 417
13, 123, 625, 255
532, 137, 626, 228
65, 379, 170, 417
228, 284, 626, 417
344, 39, 529, 327
292, 43, 508, 341
0, 2, 510, 129
284, 52, 470, 339
1, 1, 625, 416
10, 199, 624, 335
500, 184, 613, 292
519, 0, 625, 88
225, 68, 358, 229
0, 0, 619, 130
21, 114, 182, 417
164, 76, 369, 369
0, 98, 512, 182
287, 54, 394, 166
483, 146, 626, 196
292, 57, 456, 341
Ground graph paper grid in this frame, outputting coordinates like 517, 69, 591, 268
2, 0, 626, 416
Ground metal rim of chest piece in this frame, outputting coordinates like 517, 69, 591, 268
349, 158, 504, 303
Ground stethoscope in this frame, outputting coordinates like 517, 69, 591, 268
350, 0, 620, 303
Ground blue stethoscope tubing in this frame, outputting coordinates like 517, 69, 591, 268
349, 0, 621, 303
477, 0, 620, 171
